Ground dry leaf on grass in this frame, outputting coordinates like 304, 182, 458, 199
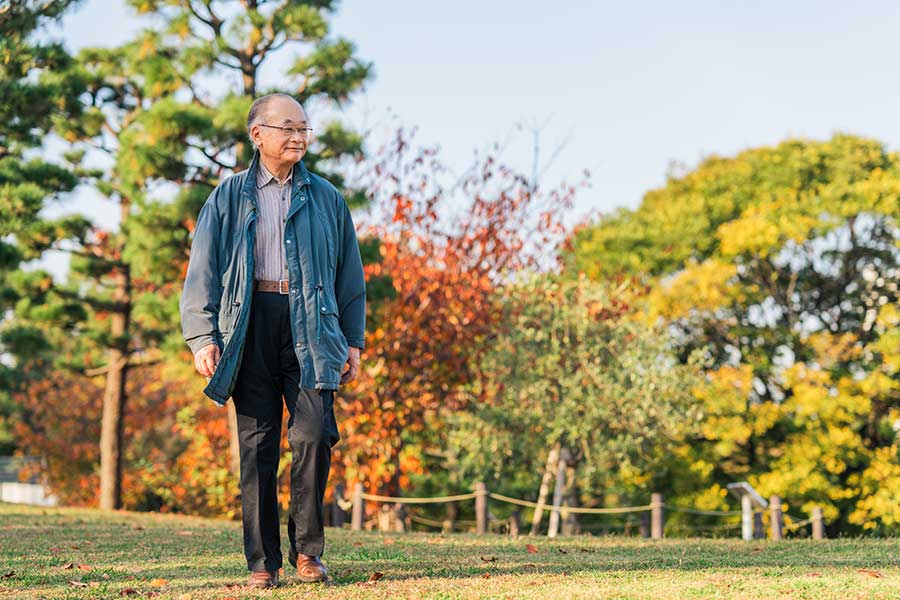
359, 572, 385, 586
858, 569, 884, 578
482, 572, 491, 579
480, 556, 497, 562
119, 589, 139, 596
557, 548, 568, 554
806, 572, 822, 577
383, 538, 396, 545
1, 572, 13, 579
149, 578, 169, 587
77, 564, 92, 571
525, 544, 538, 553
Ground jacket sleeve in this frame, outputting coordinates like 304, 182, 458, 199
180, 189, 223, 355
334, 193, 367, 350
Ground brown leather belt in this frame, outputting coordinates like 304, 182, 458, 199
254, 279, 290, 294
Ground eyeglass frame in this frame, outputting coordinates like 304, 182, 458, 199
257, 123, 314, 138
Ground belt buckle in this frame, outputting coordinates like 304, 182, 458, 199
278, 279, 289, 294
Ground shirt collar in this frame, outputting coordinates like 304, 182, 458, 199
256, 159, 294, 189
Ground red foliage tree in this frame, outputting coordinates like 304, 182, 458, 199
331, 128, 582, 496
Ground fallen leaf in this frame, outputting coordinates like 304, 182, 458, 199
176, 530, 194, 536
119, 589, 139, 596
480, 556, 497, 562
858, 569, 884, 578
62, 563, 75, 570
806, 572, 822, 577
525, 544, 538, 553
49, 546, 63, 553
557, 548, 568, 554
351, 541, 363, 547
77, 564, 92, 571
68, 580, 89, 588
383, 538, 396, 545
133, 526, 145, 532
149, 577, 169, 587
482, 572, 491, 579
1, 572, 13, 579
70, 545, 80, 549
177, 594, 193, 600
359, 571, 385, 585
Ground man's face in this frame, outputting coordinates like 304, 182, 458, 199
251, 97, 310, 164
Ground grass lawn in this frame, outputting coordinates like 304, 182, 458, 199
1, 501, 899, 599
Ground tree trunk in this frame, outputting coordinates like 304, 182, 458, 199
530, 442, 560, 536
547, 446, 570, 538
99, 247, 131, 510
561, 457, 579, 535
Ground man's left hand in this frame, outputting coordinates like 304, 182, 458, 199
340, 346, 361, 385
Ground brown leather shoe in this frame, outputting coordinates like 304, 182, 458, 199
247, 569, 279, 588
295, 553, 328, 583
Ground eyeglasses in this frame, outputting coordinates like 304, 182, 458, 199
258, 123, 314, 138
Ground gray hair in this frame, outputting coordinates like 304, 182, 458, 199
246, 93, 301, 150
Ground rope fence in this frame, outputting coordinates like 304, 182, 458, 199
330, 482, 827, 541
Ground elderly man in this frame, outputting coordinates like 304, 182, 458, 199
179, 93, 366, 588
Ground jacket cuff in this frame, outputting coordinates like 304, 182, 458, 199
346, 338, 365, 351
186, 334, 221, 355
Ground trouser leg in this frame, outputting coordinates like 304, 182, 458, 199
232, 291, 285, 572
285, 382, 341, 559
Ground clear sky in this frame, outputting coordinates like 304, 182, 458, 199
35, 0, 900, 278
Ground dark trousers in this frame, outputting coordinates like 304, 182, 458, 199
232, 290, 341, 573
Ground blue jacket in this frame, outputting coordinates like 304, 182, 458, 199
179, 148, 366, 405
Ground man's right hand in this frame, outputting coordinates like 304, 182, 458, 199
194, 342, 221, 378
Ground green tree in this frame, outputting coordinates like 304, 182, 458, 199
445, 274, 702, 531
566, 134, 900, 533
0, 0, 88, 454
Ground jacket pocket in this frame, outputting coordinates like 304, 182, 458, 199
315, 285, 348, 370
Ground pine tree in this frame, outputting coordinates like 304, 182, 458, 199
10, 0, 372, 508
0, 0, 89, 453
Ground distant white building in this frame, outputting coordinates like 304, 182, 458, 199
0, 456, 58, 507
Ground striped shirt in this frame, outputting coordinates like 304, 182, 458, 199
253, 159, 292, 281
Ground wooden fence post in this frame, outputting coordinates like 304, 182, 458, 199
811, 506, 825, 539
640, 510, 650, 538
442, 501, 458, 534
651, 492, 664, 539
331, 482, 347, 528
475, 482, 488, 534
769, 495, 782, 540
507, 510, 521, 536
351, 482, 364, 531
